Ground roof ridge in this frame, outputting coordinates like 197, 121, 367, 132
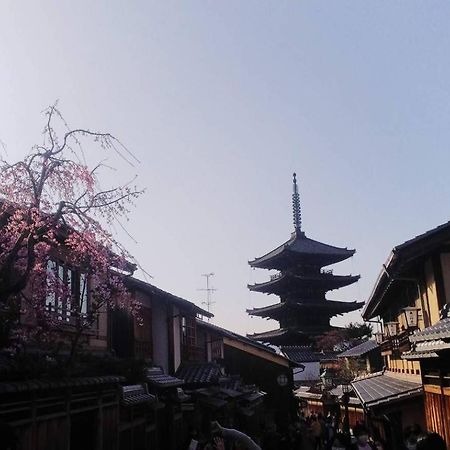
352, 370, 384, 382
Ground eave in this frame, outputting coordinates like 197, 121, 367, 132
363, 220, 450, 320
247, 300, 364, 319
126, 277, 213, 318
247, 325, 337, 345
249, 231, 355, 270
248, 273, 360, 295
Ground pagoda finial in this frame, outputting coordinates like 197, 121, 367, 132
292, 172, 302, 232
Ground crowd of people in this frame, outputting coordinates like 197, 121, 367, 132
186, 415, 448, 450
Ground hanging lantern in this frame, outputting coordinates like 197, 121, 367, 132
402, 307, 420, 329
385, 322, 399, 337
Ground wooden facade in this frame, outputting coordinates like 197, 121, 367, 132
363, 222, 450, 448
414, 351, 450, 445
424, 387, 450, 444
0, 378, 123, 450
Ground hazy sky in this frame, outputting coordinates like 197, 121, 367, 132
1, 2, 450, 335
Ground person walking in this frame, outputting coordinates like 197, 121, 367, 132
311, 415, 323, 450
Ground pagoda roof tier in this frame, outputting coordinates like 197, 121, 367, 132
248, 272, 360, 295
249, 231, 355, 270
247, 326, 337, 345
247, 300, 364, 320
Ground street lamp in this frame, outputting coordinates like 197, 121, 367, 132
385, 322, 399, 337
341, 383, 351, 437
402, 307, 420, 329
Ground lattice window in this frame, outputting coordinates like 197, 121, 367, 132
46, 259, 89, 322
181, 315, 196, 347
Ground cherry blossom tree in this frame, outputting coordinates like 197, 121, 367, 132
0, 104, 144, 361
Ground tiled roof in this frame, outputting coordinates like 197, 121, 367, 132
248, 273, 360, 294
282, 346, 320, 362
176, 363, 222, 385
338, 340, 379, 358
145, 367, 184, 388
329, 385, 361, 406
121, 384, 156, 407
402, 338, 450, 360
247, 300, 364, 318
409, 318, 450, 342
351, 372, 422, 408
281, 346, 338, 363
249, 231, 355, 269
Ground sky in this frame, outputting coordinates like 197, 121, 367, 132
1, 1, 450, 336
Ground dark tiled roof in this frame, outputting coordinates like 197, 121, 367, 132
0, 376, 125, 394
338, 340, 379, 358
145, 367, 184, 388
351, 372, 422, 408
121, 384, 156, 407
282, 346, 320, 362
247, 327, 313, 346
409, 318, 450, 342
248, 273, 360, 294
402, 337, 450, 360
247, 300, 364, 318
281, 346, 338, 363
176, 363, 222, 385
249, 231, 355, 269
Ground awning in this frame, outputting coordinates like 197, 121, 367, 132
351, 372, 422, 409
409, 317, 450, 342
145, 367, 184, 389
121, 384, 156, 407
402, 339, 450, 360
176, 363, 222, 385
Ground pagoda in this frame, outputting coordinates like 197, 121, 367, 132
247, 173, 363, 346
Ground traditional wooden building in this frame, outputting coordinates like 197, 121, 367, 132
337, 339, 382, 378
361, 221, 450, 448
116, 277, 212, 372
247, 173, 363, 346
402, 311, 450, 446
193, 320, 299, 433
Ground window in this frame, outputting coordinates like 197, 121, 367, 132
181, 315, 196, 347
46, 260, 89, 322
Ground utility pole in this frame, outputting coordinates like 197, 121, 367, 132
198, 273, 217, 320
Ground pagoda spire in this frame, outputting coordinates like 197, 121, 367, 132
292, 173, 302, 232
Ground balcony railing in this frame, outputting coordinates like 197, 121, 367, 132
380, 330, 411, 355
